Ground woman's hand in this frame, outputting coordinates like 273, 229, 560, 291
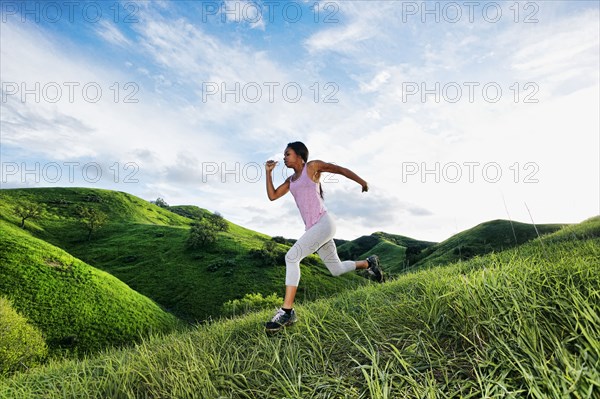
265, 160, 278, 173
361, 181, 369, 192
265, 161, 290, 201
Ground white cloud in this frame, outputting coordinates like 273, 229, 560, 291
359, 70, 392, 93
2, 1, 598, 243
506, 9, 600, 98
304, 1, 396, 56
0, 20, 227, 170
221, 0, 265, 30
95, 20, 132, 47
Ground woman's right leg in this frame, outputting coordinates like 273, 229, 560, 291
282, 215, 336, 308
266, 222, 331, 332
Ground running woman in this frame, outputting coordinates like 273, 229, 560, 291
264, 141, 384, 333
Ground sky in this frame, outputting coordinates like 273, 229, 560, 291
1, 0, 599, 243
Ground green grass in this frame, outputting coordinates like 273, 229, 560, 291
0, 188, 369, 323
358, 240, 407, 274
337, 233, 431, 276
410, 219, 565, 268
1, 218, 597, 398
0, 187, 191, 231
336, 220, 563, 276
0, 220, 180, 358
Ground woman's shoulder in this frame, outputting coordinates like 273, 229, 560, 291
306, 160, 325, 182
307, 160, 325, 170
308, 160, 339, 173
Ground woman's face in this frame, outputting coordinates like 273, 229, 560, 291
283, 147, 300, 168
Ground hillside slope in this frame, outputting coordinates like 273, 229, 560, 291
411, 219, 565, 267
0, 188, 369, 322
0, 220, 180, 356
337, 232, 435, 275
338, 219, 566, 275
1, 217, 598, 398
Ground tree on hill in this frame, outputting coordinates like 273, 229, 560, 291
153, 197, 169, 208
186, 212, 229, 249
14, 201, 43, 228
187, 219, 217, 248
75, 205, 107, 241
207, 212, 229, 232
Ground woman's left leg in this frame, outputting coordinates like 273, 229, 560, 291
316, 215, 369, 275
316, 239, 369, 275
267, 214, 372, 331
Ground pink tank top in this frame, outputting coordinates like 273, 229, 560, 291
289, 164, 327, 230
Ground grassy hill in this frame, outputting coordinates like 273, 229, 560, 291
337, 220, 565, 276
0, 188, 369, 322
410, 219, 565, 268
1, 217, 597, 398
337, 233, 435, 275
0, 220, 180, 357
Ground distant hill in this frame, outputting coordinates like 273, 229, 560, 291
0, 188, 369, 323
0, 187, 570, 326
0, 220, 180, 356
337, 232, 436, 274
336, 220, 565, 274
410, 219, 565, 268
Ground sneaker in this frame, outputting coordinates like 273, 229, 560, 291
366, 255, 384, 282
265, 308, 297, 333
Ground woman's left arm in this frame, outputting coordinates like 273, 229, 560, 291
312, 160, 369, 192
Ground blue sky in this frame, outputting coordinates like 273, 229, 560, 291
1, 0, 599, 242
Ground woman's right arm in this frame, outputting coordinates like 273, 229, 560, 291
265, 161, 290, 201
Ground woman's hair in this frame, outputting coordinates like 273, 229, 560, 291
287, 141, 309, 163
286, 141, 324, 199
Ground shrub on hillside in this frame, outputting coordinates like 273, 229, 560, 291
153, 197, 169, 208
0, 297, 48, 375
187, 219, 218, 248
222, 292, 283, 317
249, 240, 286, 267
249, 248, 276, 267
272, 236, 295, 246
263, 239, 276, 253
207, 259, 237, 273
186, 212, 229, 249
207, 212, 229, 232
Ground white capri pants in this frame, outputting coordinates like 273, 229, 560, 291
285, 213, 356, 286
